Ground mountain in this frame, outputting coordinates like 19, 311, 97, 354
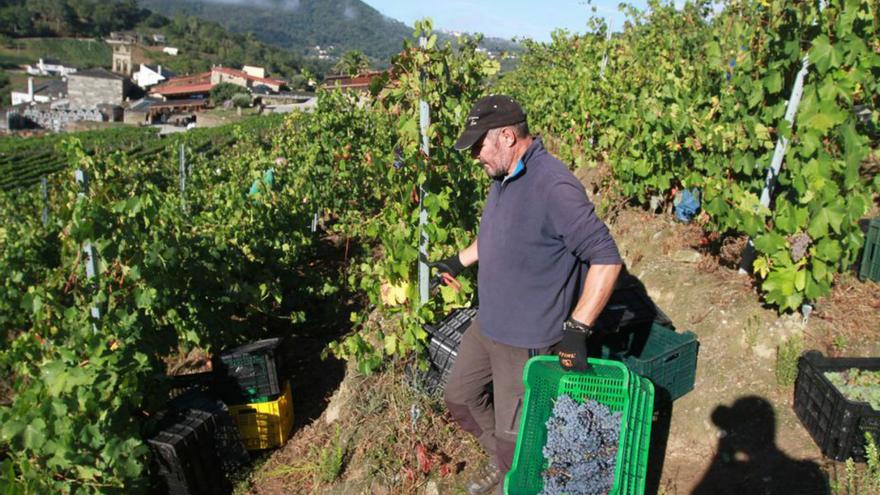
139, 0, 414, 63
139, 0, 522, 66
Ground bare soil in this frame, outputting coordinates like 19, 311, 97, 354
238, 198, 880, 495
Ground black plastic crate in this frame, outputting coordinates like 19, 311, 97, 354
213, 338, 286, 405
148, 391, 249, 495
794, 350, 880, 462
595, 286, 672, 333
408, 307, 478, 395
424, 306, 478, 346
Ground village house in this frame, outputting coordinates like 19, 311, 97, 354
133, 64, 176, 89
10, 77, 68, 106
150, 72, 213, 100
25, 58, 77, 77
162, 47, 180, 56
211, 67, 286, 93
151, 66, 286, 100
321, 71, 384, 92
67, 69, 131, 108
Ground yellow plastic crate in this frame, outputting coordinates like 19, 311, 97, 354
227, 380, 294, 450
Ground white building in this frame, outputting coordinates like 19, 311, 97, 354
243, 65, 266, 79
11, 77, 68, 105
162, 47, 180, 56
25, 58, 77, 77
133, 64, 176, 89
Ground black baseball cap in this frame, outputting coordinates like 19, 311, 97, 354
454, 94, 527, 151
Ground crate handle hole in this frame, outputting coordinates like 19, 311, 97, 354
664, 352, 680, 363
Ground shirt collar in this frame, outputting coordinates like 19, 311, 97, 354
503, 159, 524, 184
501, 137, 542, 184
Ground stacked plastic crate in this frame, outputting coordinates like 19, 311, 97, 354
147, 391, 250, 495
213, 338, 295, 450
505, 356, 656, 495
409, 306, 478, 396
597, 287, 699, 402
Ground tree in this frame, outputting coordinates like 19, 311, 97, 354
333, 50, 370, 76
210, 82, 242, 105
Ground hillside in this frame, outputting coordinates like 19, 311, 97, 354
139, 0, 521, 66
139, 0, 413, 63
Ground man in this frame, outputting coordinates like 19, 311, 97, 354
436, 95, 622, 495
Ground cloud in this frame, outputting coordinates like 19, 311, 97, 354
343, 4, 358, 20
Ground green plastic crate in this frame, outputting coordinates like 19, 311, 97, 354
859, 218, 880, 282
618, 376, 654, 494
614, 323, 699, 401
504, 356, 655, 495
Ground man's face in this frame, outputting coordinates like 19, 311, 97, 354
472, 128, 512, 179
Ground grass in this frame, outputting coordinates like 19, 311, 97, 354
0, 38, 111, 70
247, 362, 485, 494
316, 425, 348, 483
831, 433, 880, 495
776, 334, 804, 387
744, 313, 760, 349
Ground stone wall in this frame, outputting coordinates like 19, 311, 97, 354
68, 76, 128, 108
16, 108, 105, 132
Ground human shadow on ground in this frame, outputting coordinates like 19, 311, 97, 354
691, 395, 830, 495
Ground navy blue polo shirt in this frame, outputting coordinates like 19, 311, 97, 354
476, 137, 622, 348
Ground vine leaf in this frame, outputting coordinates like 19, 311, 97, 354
810, 35, 842, 73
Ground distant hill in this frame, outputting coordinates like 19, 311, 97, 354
139, 0, 522, 66
139, 0, 413, 63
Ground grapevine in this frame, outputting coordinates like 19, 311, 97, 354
825, 369, 880, 411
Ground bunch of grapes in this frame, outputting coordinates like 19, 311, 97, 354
540, 394, 621, 495
788, 232, 812, 263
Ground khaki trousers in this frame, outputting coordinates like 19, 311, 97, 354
444, 319, 556, 491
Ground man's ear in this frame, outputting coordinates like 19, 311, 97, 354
503, 127, 516, 147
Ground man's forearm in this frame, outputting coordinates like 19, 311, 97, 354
459, 238, 478, 267
570, 264, 621, 326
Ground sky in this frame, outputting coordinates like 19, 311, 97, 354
362, 0, 651, 42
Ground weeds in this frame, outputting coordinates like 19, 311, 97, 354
744, 313, 760, 349
775, 334, 803, 387
316, 425, 347, 483
831, 433, 880, 494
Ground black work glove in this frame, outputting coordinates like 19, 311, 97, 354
431, 254, 464, 279
558, 318, 593, 372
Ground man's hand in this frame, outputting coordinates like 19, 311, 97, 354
432, 254, 464, 279
557, 318, 593, 372
420, 253, 465, 292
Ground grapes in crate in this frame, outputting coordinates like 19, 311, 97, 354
540, 394, 621, 495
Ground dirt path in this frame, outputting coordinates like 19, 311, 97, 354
609, 208, 880, 494
242, 203, 880, 495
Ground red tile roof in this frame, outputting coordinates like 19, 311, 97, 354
150, 82, 213, 96
322, 71, 384, 90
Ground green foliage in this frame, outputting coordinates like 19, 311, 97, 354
210, 82, 241, 105
775, 334, 803, 387
831, 433, 880, 495
140, 0, 412, 64
0, 38, 111, 70
0, 0, 146, 38
290, 20, 499, 373
231, 93, 252, 108
333, 50, 371, 76
500, 0, 880, 311
0, 115, 310, 491
825, 369, 880, 411
317, 426, 347, 483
